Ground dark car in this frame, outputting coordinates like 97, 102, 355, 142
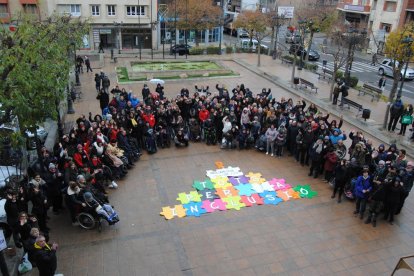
289, 45, 320, 61
170, 44, 192, 55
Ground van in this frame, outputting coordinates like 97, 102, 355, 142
240, 39, 268, 52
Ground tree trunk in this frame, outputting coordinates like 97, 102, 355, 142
291, 50, 297, 84
383, 64, 402, 129
330, 62, 338, 101
307, 31, 314, 61
268, 26, 275, 56
195, 30, 199, 47
257, 41, 261, 67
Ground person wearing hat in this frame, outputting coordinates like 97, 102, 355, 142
353, 168, 372, 220
33, 235, 58, 276
43, 163, 64, 215
82, 192, 119, 225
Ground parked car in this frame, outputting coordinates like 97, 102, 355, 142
378, 58, 414, 80
0, 125, 47, 150
170, 44, 192, 55
285, 31, 301, 44
240, 39, 269, 52
238, 29, 249, 38
289, 45, 320, 61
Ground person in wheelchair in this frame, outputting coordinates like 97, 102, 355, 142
188, 117, 201, 142
82, 192, 119, 225
203, 118, 216, 145
174, 129, 189, 147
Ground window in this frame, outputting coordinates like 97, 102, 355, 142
23, 4, 37, 14
126, 5, 145, 16
384, 1, 397, 12
58, 4, 81, 16
70, 4, 81, 16
0, 4, 8, 14
91, 5, 100, 16
107, 5, 116, 16
380, 23, 392, 33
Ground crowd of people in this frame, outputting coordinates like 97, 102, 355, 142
3, 69, 414, 274
93, 74, 413, 226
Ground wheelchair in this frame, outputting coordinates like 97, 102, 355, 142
77, 208, 119, 232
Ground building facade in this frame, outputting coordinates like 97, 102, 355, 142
337, 0, 414, 53
1, 0, 158, 51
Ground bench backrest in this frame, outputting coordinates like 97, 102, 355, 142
299, 78, 314, 87
323, 68, 333, 74
363, 83, 382, 93
343, 98, 362, 109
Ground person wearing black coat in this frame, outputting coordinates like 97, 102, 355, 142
388, 98, 404, 132
302, 128, 315, 166
29, 187, 49, 233
364, 161, 388, 227
331, 159, 350, 203
142, 84, 151, 105
287, 121, 299, 155
309, 138, 325, 178
383, 177, 404, 225
43, 164, 63, 215
155, 83, 164, 100
33, 235, 58, 276
96, 89, 109, 113
5, 192, 22, 248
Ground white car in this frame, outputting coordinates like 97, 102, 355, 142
240, 39, 269, 52
378, 58, 414, 80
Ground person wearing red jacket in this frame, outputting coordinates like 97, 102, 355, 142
142, 112, 156, 128
198, 106, 210, 123
324, 147, 338, 182
73, 144, 90, 168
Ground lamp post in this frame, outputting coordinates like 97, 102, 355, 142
397, 36, 413, 98
218, 0, 224, 55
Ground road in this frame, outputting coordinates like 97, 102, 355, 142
224, 33, 414, 103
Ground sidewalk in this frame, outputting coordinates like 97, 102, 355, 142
232, 52, 414, 159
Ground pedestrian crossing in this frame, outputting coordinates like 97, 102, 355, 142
314, 60, 379, 73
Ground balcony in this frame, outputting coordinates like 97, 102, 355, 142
337, 2, 371, 14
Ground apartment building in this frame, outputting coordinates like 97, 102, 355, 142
1, 0, 158, 51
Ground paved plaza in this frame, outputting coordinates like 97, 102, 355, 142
29, 53, 414, 275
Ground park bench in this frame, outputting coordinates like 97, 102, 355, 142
299, 78, 318, 94
318, 68, 334, 82
281, 57, 293, 66
340, 97, 363, 117
358, 82, 382, 102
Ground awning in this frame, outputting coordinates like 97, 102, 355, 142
19, 0, 37, 4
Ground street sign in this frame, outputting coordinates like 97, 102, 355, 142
278, 6, 294, 19
0, 230, 6, 251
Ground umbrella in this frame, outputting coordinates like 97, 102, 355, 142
149, 79, 165, 85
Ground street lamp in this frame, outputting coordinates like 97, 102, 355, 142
397, 36, 413, 98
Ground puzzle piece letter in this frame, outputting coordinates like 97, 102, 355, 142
192, 179, 214, 191
259, 191, 283, 205
160, 205, 187, 220
222, 196, 246, 210
177, 191, 202, 204
201, 199, 227, 212
241, 194, 264, 207
293, 185, 318, 199
183, 202, 207, 217
276, 188, 301, 201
